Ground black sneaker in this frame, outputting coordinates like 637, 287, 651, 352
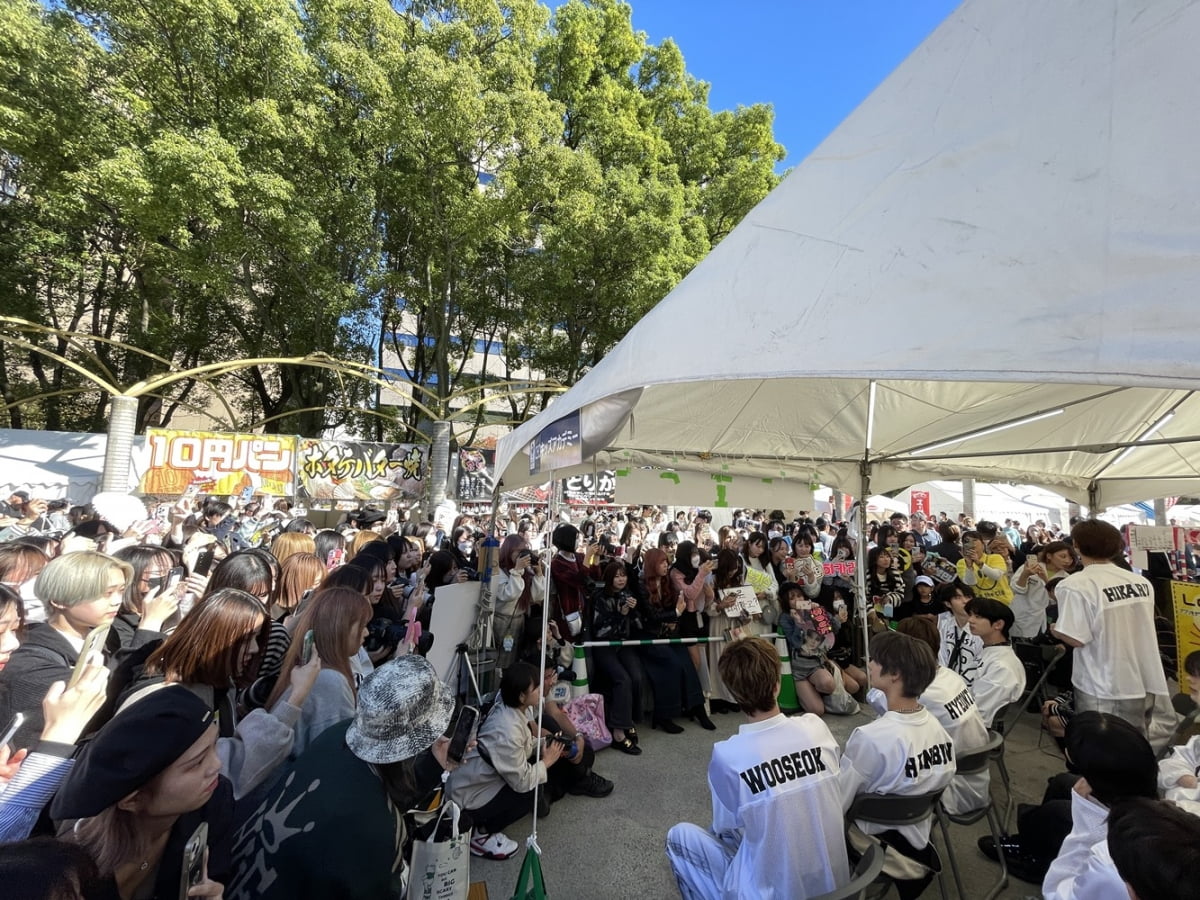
977, 834, 1050, 884
567, 771, 614, 798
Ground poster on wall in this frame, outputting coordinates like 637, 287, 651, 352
1171, 581, 1200, 682
138, 429, 296, 496
297, 440, 426, 502
457, 448, 495, 502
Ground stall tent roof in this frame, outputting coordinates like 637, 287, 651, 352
496, 0, 1200, 509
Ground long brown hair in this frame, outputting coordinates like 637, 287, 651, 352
266, 588, 371, 709
144, 588, 267, 688
277, 552, 325, 611
642, 548, 671, 608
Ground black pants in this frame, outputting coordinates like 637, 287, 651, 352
468, 745, 596, 835
592, 646, 644, 730
641, 644, 702, 719
1017, 772, 1077, 860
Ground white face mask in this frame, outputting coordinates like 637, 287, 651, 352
691, 554, 701, 567
457, 541, 473, 554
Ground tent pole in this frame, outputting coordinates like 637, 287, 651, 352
857, 459, 872, 685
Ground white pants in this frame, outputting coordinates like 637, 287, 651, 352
665, 823, 734, 900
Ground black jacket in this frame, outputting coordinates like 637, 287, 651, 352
0, 623, 79, 748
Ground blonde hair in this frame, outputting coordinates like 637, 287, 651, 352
271, 531, 316, 565
36, 551, 133, 612
350, 531, 386, 557
277, 552, 326, 611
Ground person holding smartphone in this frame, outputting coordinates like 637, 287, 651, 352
0, 551, 130, 749
490, 536, 546, 666
51, 686, 230, 899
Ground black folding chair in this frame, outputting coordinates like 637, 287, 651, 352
846, 789, 952, 900
937, 732, 1007, 900
809, 837, 886, 900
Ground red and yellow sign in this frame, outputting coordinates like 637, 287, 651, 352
138, 429, 296, 496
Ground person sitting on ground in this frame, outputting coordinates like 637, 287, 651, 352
50, 686, 231, 899
894, 574, 942, 621
449, 661, 607, 862
840, 631, 956, 900
1106, 798, 1200, 900
530, 655, 615, 801
965, 595, 1026, 727
779, 581, 856, 716
895, 617, 991, 816
1156, 649, 1200, 815
226, 655, 460, 900
666, 636, 849, 900
1041, 713, 1160, 899
978, 711, 1159, 885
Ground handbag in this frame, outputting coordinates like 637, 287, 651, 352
562, 693, 613, 751
406, 800, 470, 900
510, 845, 548, 900
821, 661, 860, 716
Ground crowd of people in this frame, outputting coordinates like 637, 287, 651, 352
0, 485, 1195, 899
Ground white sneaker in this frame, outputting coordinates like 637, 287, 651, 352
470, 831, 518, 860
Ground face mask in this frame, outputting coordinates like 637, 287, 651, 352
691, 554, 701, 567
457, 541, 473, 554
768, 530, 782, 539
425, 533, 438, 549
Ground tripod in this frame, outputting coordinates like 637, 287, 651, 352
448, 642, 487, 707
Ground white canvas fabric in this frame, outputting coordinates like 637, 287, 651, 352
496, 0, 1200, 510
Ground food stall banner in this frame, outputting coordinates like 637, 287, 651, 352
139, 429, 296, 496
297, 439, 426, 502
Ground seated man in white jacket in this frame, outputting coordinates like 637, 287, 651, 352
666, 637, 848, 900
895, 617, 991, 816
965, 596, 1026, 728
1041, 712, 1158, 900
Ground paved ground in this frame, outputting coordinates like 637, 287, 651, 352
471, 702, 1061, 899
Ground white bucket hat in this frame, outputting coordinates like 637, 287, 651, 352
346, 655, 454, 764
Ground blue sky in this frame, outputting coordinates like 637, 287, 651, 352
610, 0, 963, 168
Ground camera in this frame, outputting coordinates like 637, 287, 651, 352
364, 618, 408, 654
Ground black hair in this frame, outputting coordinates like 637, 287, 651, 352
313, 529, 345, 563
1071, 519, 1125, 560
201, 499, 232, 520
1064, 711, 1157, 806
932, 580, 973, 609
552, 524, 579, 553
426, 550, 458, 591
672, 540, 699, 581
207, 549, 274, 601
1185, 649, 1200, 679
1107, 797, 1200, 900
499, 661, 538, 708
319, 563, 372, 594
285, 518, 315, 534
0, 837, 100, 900
965, 595, 1014, 639
869, 630, 937, 697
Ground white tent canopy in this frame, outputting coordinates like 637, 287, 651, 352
497, 0, 1200, 508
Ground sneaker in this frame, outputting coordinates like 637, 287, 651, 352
470, 831, 518, 860
567, 771, 614, 798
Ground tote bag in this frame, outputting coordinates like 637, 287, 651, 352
407, 800, 470, 900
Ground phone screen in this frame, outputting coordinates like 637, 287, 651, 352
447, 705, 479, 763
0, 712, 25, 749
301, 630, 315, 665
69, 624, 111, 687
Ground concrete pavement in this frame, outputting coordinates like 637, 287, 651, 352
471, 703, 1061, 899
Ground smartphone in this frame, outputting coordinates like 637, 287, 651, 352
179, 821, 208, 900
326, 548, 345, 570
69, 624, 111, 687
0, 712, 25, 749
239, 484, 255, 505
165, 566, 186, 590
300, 630, 315, 665
447, 705, 479, 764
784, 556, 796, 568
192, 546, 216, 578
